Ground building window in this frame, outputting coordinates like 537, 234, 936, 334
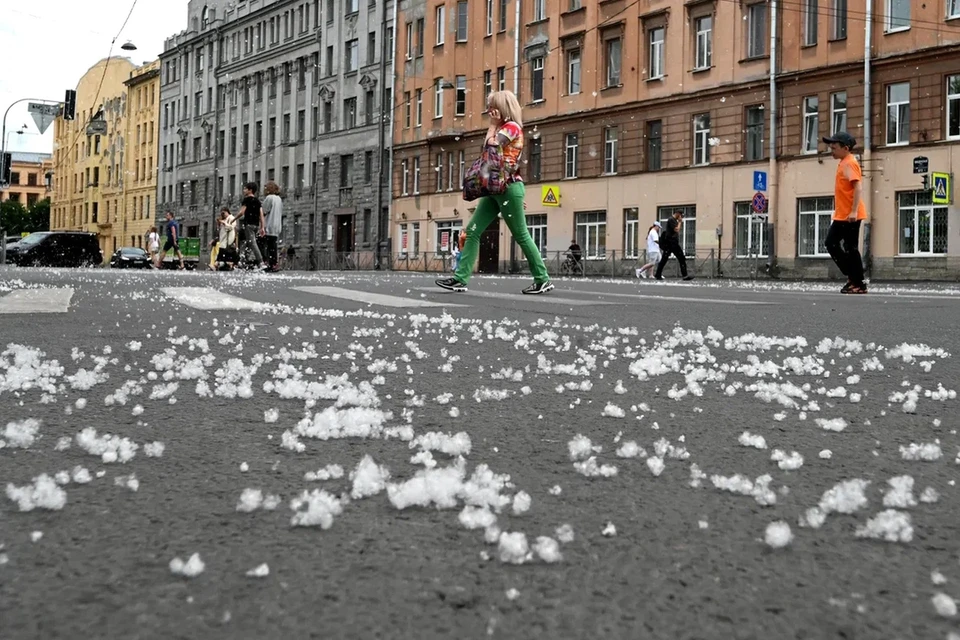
747, 3, 767, 58
367, 31, 377, 66
950, 0, 960, 19
947, 76, 960, 140
403, 91, 411, 127
345, 39, 358, 73
646, 120, 662, 171
802, 96, 819, 154
399, 223, 408, 253
734, 202, 771, 257
434, 79, 444, 118
898, 191, 948, 255
797, 196, 834, 257
693, 114, 710, 166
365, 90, 375, 125
323, 101, 333, 133
485, 0, 494, 35
484, 70, 493, 103
575, 211, 607, 259
340, 154, 353, 188
436, 5, 446, 45
523, 215, 547, 257
529, 137, 542, 182
415, 89, 423, 126
401, 159, 409, 195
364, 151, 374, 183
803, 0, 818, 46
657, 205, 697, 256
624, 208, 639, 259
830, 92, 847, 135
416, 18, 425, 56
283, 113, 291, 141
435, 153, 444, 192
322, 157, 330, 189
459, 150, 465, 184
603, 127, 619, 175
456, 1, 469, 41
648, 27, 665, 79
405, 22, 413, 59
436, 220, 463, 254
362, 209, 372, 244
565, 133, 579, 178
413, 157, 421, 194
346, 0, 359, 14
498, 66, 506, 91
454, 76, 467, 116
446, 152, 455, 190
533, 0, 546, 22
499, 0, 509, 31
694, 16, 712, 70
886, 82, 910, 146
566, 47, 581, 95
604, 36, 622, 87
531, 57, 544, 101
297, 109, 306, 140
411, 222, 421, 256
344, 97, 357, 129
884, 0, 909, 32
831, 0, 847, 39
745, 106, 764, 161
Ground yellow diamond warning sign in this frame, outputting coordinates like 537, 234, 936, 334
541, 185, 560, 207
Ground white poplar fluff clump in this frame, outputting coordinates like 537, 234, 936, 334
764, 521, 794, 548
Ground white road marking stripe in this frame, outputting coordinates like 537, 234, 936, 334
162, 287, 267, 311
0, 287, 75, 314
415, 288, 613, 306
294, 286, 466, 308
562, 290, 772, 306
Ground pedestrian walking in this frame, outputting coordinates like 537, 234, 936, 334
262, 181, 284, 272
436, 90, 554, 295
654, 211, 694, 281
146, 226, 160, 262
822, 131, 868, 294
636, 222, 662, 279
238, 182, 266, 269
155, 211, 185, 269
214, 207, 240, 270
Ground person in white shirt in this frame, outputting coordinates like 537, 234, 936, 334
261, 181, 284, 272
215, 207, 240, 270
146, 227, 160, 262
636, 221, 662, 279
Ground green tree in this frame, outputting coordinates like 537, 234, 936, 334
0, 199, 28, 236
27, 198, 50, 233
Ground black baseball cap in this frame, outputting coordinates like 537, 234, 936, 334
822, 132, 856, 148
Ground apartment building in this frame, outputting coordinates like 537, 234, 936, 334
1, 153, 52, 208
51, 57, 139, 260
391, 0, 960, 280
157, 0, 394, 260
123, 61, 161, 249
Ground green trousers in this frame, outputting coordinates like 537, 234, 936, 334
455, 182, 550, 284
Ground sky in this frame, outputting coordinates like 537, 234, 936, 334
0, 1, 186, 155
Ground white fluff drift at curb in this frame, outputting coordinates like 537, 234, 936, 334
169, 553, 205, 577
6, 474, 67, 511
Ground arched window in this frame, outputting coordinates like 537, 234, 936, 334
201, 6, 210, 28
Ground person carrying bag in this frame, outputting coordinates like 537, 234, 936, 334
436, 90, 554, 295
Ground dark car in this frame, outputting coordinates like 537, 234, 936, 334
6, 232, 103, 268
110, 246, 151, 269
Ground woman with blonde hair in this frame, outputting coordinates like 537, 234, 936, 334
146, 226, 160, 262
436, 90, 554, 295
262, 180, 284, 272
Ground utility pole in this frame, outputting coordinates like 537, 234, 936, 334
373, 0, 395, 270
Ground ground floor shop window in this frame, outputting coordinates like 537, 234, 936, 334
898, 191, 948, 255
797, 196, 834, 257
435, 220, 462, 254
526, 214, 547, 258
734, 202, 770, 258
575, 211, 606, 259
624, 208, 639, 259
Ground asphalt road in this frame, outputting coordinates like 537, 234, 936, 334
2, 267, 960, 640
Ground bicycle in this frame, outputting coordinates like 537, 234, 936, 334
559, 252, 585, 277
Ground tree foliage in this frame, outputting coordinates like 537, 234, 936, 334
0, 198, 50, 236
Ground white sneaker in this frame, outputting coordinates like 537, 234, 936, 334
635, 269, 642, 279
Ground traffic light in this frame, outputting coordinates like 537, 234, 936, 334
1, 152, 11, 185
63, 89, 77, 121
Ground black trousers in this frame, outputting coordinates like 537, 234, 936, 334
654, 241, 688, 278
264, 235, 279, 268
824, 220, 864, 285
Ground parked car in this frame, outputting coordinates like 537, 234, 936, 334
6, 232, 103, 268
110, 246, 151, 269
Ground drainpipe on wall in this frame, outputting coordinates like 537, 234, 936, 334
373, 0, 396, 270
766, 0, 779, 275
862, 0, 874, 276
508, 0, 522, 275
212, 28, 222, 253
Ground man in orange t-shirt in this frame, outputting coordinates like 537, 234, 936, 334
823, 131, 868, 294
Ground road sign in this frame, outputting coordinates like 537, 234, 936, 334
932, 172, 951, 205
751, 192, 768, 214
27, 103, 60, 135
913, 156, 929, 174
541, 185, 560, 207
753, 171, 767, 192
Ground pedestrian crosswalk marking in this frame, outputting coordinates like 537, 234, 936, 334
0, 287, 74, 314
161, 287, 267, 311
415, 288, 612, 306
294, 286, 467, 308
563, 289, 773, 306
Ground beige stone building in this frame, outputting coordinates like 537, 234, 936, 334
121, 60, 161, 249
51, 56, 146, 259
1, 153, 52, 208
392, 0, 960, 280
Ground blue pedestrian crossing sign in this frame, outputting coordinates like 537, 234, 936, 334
753, 171, 767, 192
932, 172, 951, 205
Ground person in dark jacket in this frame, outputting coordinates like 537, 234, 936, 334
654, 210, 694, 281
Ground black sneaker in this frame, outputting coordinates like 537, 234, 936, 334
435, 277, 467, 292
840, 281, 854, 294
682, 275, 695, 281
522, 281, 555, 295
